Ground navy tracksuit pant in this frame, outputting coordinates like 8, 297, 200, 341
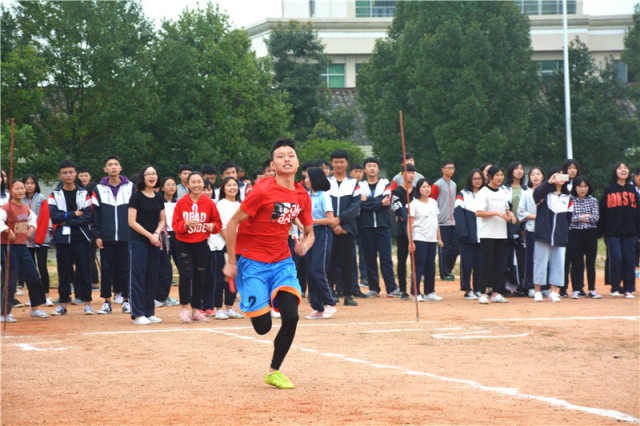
100, 241, 130, 300
412, 241, 437, 296
129, 239, 159, 319
360, 227, 396, 294
459, 243, 481, 293
305, 225, 335, 312
57, 240, 92, 303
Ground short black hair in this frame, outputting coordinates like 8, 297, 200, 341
220, 162, 237, 175
571, 175, 593, 197
463, 168, 483, 192
302, 161, 315, 171
402, 163, 416, 172
178, 164, 193, 174
399, 153, 415, 162
486, 164, 503, 181
136, 165, 160, 190
201, 164, 217, 175
413, 178, 432, 199
350, 163, 363, 171
271, 138, 296, 159
635, 168, 640, 176
187, 171, 204, 184
318, 159, 330, 168
77, 166, 90, 174
252, 169, 263, 180
306, 167, 330, 192
262, 160, 272, 172
59, 160, 75, 170
240, 176, 251, 184
330, 149, 349, 160
21, 173, 42, 194
363, 157, 379, 168
441, 160, 454, 168
104, 155, 121, 165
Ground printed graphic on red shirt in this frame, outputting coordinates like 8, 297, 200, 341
271, 202, 301, 224
183, 202, 209, 233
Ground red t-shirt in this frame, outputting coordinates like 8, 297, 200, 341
173, 194, 222, 244
237, 177, 312, 263
1, 202, 32, 245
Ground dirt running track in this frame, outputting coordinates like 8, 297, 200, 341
1, 276, 638, 425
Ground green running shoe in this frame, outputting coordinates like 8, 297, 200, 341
265, 371, 294, 389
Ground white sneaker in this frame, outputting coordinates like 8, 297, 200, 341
215, 310, 229, 320
478, 295, 489, 304
97, 301, 112, 314
610, 291, 623, 297
225, 309, 244, 319
571, 291, 580, 299
122, 301, 131, 314
549, 292, 562, 302
624, 292, 635, 299
30, 309, 50, 318
84, 305, 95, 315
412, 294, 425, 302
491, 294, 508, 303
0, 315, 17, 323
147, 316, 162, 323
15, 288, 24, 296
45, 297, 54, 307
426, 293, 443, 301
113, 293, 124, 304
133, 316, 151, 325
463, 291, 478, 300
589, 291, 602, 299
270, 309, 281, 319
322, 305, 337, 319
534, 292, 543, 302
154, 300, 163, 308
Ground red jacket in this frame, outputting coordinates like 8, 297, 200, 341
172, 194, 222, 243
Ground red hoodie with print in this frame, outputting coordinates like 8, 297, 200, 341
172, 194, 222, 243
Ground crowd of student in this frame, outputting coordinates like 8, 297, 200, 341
0, 150, 638, 324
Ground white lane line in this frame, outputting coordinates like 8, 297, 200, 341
433, 332, 532, 339
483, 316, 640, 322
202, 328, 639, 424
365, 328, 425, 333
434, 327, 465, 331
12, 343, 68, 352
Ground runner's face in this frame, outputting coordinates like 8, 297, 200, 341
24, 178, 36, 194
272, 146, 298, 175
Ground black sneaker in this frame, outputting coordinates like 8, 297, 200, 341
343, 296, 358, 306
559, 289, 568, 298
353, 291, 367, 298
400, 292, 409, 300
578, 290, 588, 297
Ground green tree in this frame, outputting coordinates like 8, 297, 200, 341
297, 138, 365, 169
150, 3, 291, 175
267, 21, 329, 140
538, 39, 640, 192
622, 4, 640, 79
357, 1, 539, 181
3, 0, 158, 178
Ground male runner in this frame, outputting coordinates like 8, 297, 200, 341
223, 138, 314, 389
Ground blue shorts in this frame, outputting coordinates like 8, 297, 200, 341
236, 256, 301, 317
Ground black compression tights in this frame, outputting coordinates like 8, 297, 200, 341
250, 291, 299, 371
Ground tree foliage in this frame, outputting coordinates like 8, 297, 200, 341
622, 3, 640, 78
357, 1, 539, 181
266, 21, 329, 140
537, 39, 640, 193
297, 138, 365, 170
1, 1, 291, 181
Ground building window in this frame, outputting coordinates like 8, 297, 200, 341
536, 59, 563, 83
514, 0, 576, 15
613, 60, 629, 83
356, 0, 396, 18
322, 63, 345, 88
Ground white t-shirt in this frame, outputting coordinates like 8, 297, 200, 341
409, 198, 439, 242
164, 201, 176, 232
208, 198, 240, 251
476, 186, 510, 239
